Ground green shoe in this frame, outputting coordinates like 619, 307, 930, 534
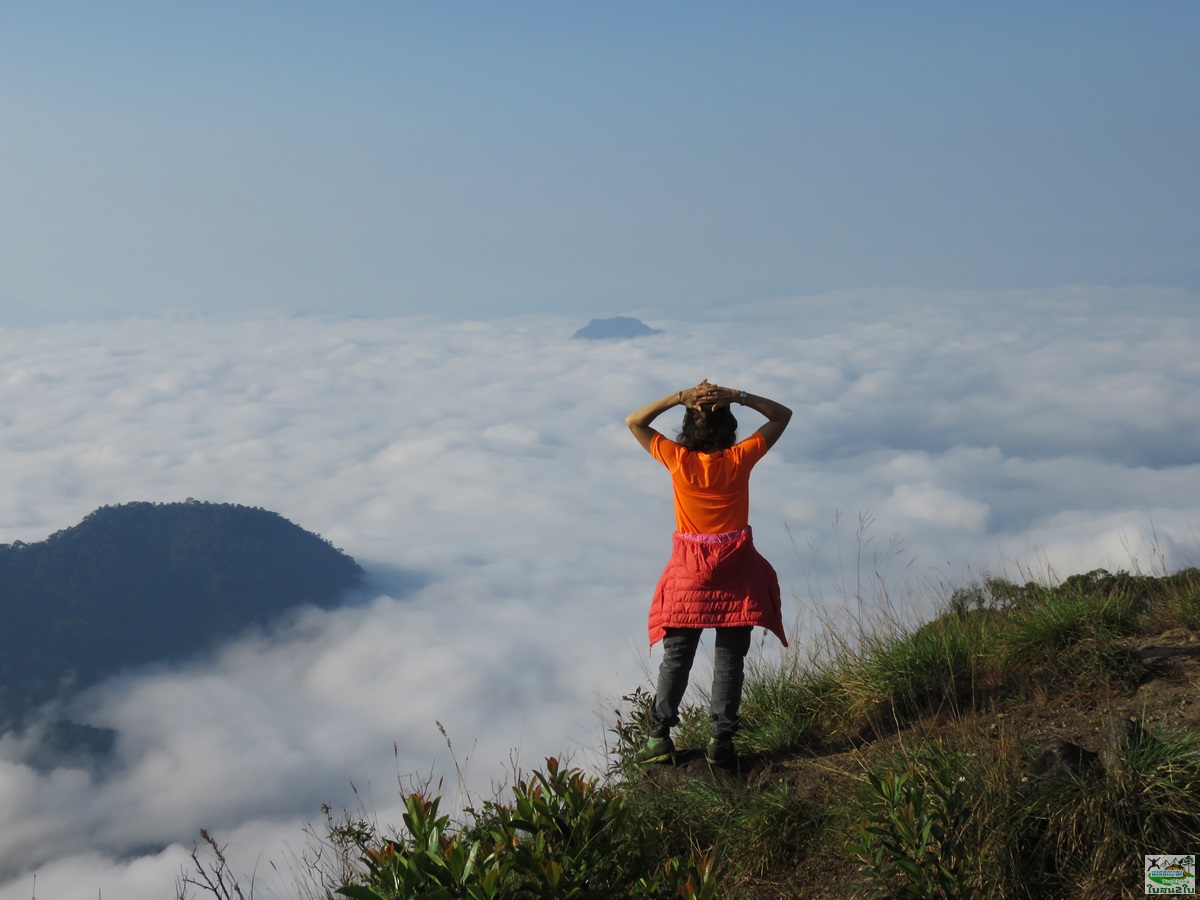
637, 735, 675, 765
705, 735, 734, 765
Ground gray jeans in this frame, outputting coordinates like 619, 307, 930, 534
649, 626, 753, 739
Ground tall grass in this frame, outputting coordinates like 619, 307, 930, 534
1000, 726, 1200, 898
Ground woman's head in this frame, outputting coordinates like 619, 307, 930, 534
677, 405, 738, 453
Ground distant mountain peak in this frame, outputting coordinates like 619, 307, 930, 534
0, 500, 364, 731
573, 316, 663, 340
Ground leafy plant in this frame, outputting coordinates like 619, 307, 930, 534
335, 791, 505, 899
858, 758, 975, 899
334, 757, 722, 900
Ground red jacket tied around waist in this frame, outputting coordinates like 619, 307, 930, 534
648, 526, 788, 647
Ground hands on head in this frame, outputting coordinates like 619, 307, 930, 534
682, 379, 738, 411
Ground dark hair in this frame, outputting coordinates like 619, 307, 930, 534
677, 406, 738, 453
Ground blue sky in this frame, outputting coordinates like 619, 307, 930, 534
2, 2, 1197, 321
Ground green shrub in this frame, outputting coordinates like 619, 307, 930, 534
335, 756, 722, 900
334, 792, 505, 900
857, 756, 976, 899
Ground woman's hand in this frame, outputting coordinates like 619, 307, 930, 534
679, 380, 715, 409
690, 381, 739, 410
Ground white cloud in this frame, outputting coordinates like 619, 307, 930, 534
0, 286, 1198, 898
884, 482, 991, 534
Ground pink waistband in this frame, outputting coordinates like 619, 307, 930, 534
675, 526, 752, 544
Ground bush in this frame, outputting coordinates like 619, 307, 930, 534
334, 756, 722, 900
857, 756, 976, 899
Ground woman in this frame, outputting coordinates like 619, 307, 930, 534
626, 380, 792, 765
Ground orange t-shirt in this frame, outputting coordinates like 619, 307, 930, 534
650, 431, 769, 534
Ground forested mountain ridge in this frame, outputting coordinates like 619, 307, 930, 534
0, 500, 363, 729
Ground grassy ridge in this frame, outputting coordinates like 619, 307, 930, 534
183, 567, 1200, 899
610, 567, 1200, 898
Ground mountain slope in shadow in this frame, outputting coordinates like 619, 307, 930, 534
0, 500, 365, 730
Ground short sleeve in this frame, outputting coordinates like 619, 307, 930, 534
732, 431, 769, 467
650, 433, 683, 469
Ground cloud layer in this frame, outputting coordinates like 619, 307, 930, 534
0, 286, 1197, 898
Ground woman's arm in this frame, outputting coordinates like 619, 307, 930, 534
742, 391, 792, 448
625, 382, 710, 454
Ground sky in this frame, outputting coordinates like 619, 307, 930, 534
2, 2, 1199, 323
0, 3, 1198, 898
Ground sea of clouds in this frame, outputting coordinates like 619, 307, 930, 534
0, 286, 1197, 899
